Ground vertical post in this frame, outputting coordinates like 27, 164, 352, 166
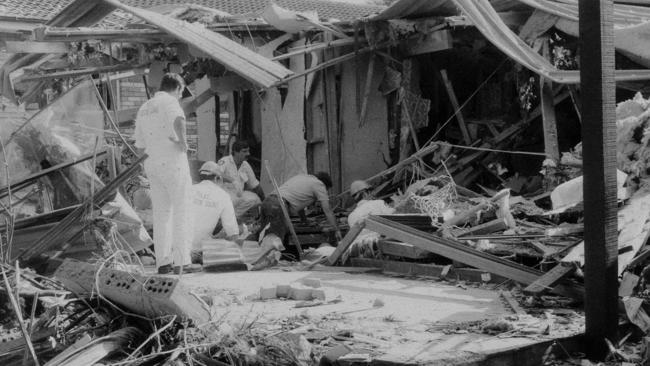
323, 33, 342, 194
540, 38, 560, 162
579, 0, 618, 359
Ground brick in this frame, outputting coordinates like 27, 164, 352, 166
259, 286, 277, 300
311, 289, 326, 301
276, 284, 291, 298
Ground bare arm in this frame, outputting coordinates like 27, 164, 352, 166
170, 116, 188, 152
320, 199, 342, 241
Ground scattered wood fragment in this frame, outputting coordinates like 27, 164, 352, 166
524, 263, 576, 295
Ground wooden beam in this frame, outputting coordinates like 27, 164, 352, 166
14, 154, 148, 262
439, 69, 472, 145
580, 0, 619, 356
5, 40, 68, 53
33, 26, 171, 42
403, 29, 452, 56
327, 223, 364, 265
358, 54, 376, 127
540, 39, 560, 161
377, 240, 433, 259
16, 63, 145, 83
364, 215, 584, 299
524, 262, 575, 294
323, 33, 342, 194
271, 38, 362, 61
0, 149, 108, 200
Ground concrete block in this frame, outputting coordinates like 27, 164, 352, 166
302, 278, 321, 288
289, 286, 313, 301
54, 259, 210, 324
276, 284, 291, 298
311, 289, 326, 301
259, 286, 277, 300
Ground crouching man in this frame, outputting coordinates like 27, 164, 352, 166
215, 141, 264, 219
191, 161, 241, 264
258, 172, 342, 248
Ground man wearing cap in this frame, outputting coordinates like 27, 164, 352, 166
191, 161, 240, 262
133, 73, 198, 274
215, 141, 264, 218
350, 180, 372, 204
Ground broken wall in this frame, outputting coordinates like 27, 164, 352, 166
260, 40, 308, 190
340, 55, 389, 190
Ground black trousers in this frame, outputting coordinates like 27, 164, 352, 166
259, 195, 288, 240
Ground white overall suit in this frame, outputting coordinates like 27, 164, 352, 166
133, 92, 193, 269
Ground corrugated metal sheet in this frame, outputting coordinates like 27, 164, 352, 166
371, 0, 459, 21
454, 0, 650, 83
103, 0, 292, 88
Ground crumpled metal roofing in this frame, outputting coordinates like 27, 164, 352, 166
103, 0, 293, 88
454, 0, 650, 83
372, 0, 650, 83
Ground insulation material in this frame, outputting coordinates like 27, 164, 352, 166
340, 55, 389, 191
260, 39, 308, 191
549, 170, 629, 212
562, 187, 650, 275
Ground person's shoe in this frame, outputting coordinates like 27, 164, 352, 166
173, 263, 203, 274
157, 264, 173, 275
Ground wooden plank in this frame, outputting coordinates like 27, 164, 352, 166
358, 54, 376, 127
439, 69, 472, 145
404, 29, 452, 56
323, 32, 342, 193
327, 223, 364, 265
500, 291, 527, 315
15, 154, 147, 262
16, 63, 144, 83
523, 262, 575, 294
34, 26, 171, 42
5, 41, 68, 53
377, 240, 433, 259
364, 216, 584, 299
539, 40, 560, 161
350, 258, 510, 284
454, 218, 509, 237
264, 160, 304, 259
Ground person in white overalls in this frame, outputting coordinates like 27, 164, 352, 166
133, 73, 200, 274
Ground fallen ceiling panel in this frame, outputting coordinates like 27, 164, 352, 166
102, 0, 293, 89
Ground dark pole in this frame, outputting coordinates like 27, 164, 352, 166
579, 0, 619, 359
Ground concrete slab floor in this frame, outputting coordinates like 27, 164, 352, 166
150, 267, 584, 365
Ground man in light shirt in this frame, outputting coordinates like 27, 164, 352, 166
215, 140, 264, 218
258, 172, 342, 245
133, 73, 199, 275
191, 161, 240, 263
